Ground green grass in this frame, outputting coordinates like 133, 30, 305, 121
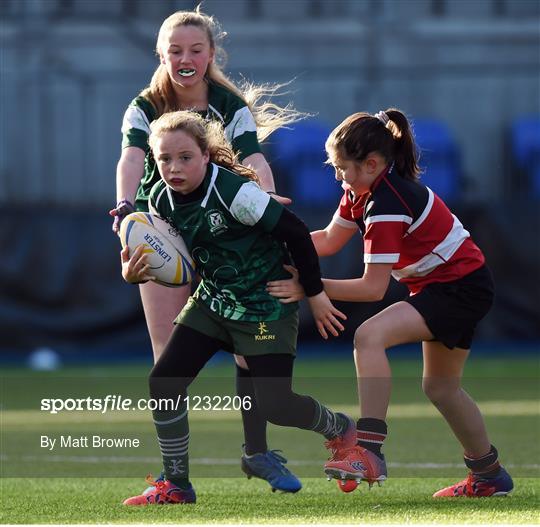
1, 478, 538, 524
1, 356, 539, 523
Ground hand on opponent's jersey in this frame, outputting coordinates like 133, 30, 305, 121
120, 245, 156, 284
267, 265, 304, 302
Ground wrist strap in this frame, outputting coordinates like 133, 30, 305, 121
116, 199, 134, 208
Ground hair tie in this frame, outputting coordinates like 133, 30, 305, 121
374, 111, 389, 125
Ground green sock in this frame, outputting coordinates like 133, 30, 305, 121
152, 400, 191, 489
309, 398, 349, 439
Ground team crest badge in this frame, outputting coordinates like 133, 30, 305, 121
206, 210, 228, 235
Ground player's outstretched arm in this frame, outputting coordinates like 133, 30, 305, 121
322, 263, 393, 302
311, 220, 357, 257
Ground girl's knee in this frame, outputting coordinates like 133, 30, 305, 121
354, 321, 383, 352
149, 363, 188, 400
422, 377, 461, 405
149, 361, 166, 381
149, 366, 168, 398
354, 323, 369, 348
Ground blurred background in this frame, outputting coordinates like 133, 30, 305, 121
1, 0, 539, 365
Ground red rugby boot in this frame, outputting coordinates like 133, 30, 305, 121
324, 445, 387, 491
433, 467, 513, 498
123, 475, 196, 505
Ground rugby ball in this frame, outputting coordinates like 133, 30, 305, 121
119, 212, 196, 287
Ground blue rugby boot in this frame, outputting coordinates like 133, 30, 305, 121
241, 445, 302, 493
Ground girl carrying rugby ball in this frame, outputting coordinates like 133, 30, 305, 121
120, 110, 355, 505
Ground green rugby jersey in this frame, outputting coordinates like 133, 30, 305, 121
148, 163, 298, 322
121, 82, 262, 211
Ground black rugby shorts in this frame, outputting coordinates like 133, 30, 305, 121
405, 265, 494, 350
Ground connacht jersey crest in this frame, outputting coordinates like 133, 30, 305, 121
206, 210, 228, 235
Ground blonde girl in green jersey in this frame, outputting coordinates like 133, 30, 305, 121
110, 6, 304, 492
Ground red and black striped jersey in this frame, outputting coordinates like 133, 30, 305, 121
332, 166, 485, 294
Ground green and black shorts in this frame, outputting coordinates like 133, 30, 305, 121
175, 297, 299, 356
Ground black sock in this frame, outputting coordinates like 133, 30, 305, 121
356, 417, 387, 459
236, 365, 267, 456
464, 445, 501, 478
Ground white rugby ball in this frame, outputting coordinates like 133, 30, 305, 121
120, 212, 196, 287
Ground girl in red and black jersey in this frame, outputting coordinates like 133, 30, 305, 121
267, 109, 513, 498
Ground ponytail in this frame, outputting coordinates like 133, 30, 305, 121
326, 108, 421, 182
384, 108, 421, 181
204, 120, 259, 182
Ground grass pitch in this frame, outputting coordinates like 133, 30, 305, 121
1, 355, 539, 524
1, 477, 538, 524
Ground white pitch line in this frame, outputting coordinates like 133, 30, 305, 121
0, 453, 538, 470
